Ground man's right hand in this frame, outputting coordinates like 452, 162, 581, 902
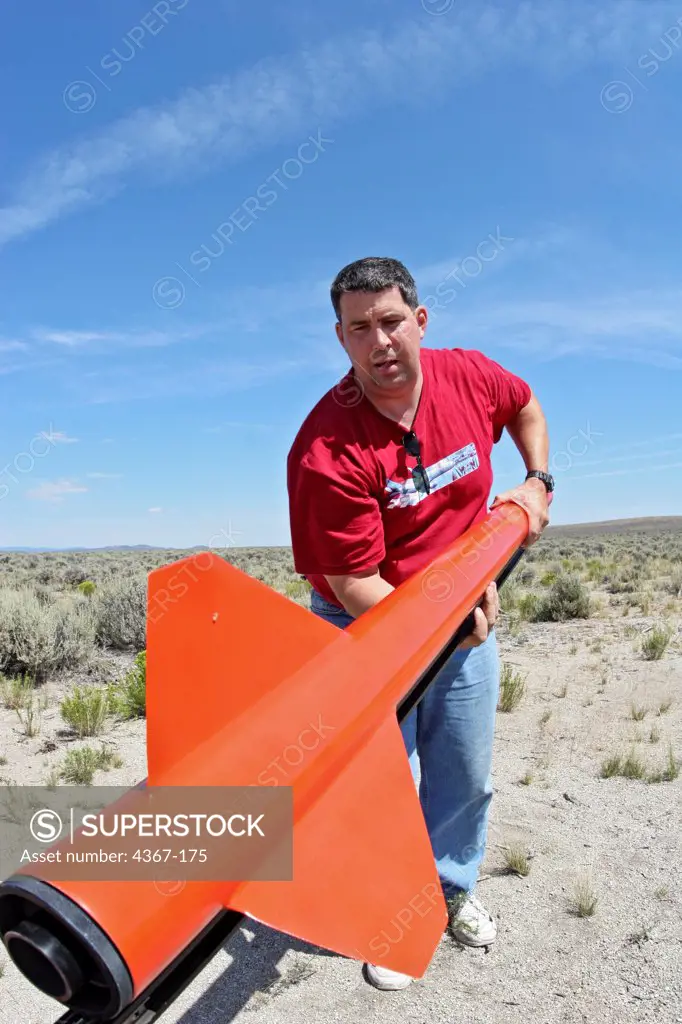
455, 581, 499, 651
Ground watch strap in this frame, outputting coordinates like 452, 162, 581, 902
525, 470, 554, 492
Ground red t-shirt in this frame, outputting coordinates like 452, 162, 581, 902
287, 347, 531, 607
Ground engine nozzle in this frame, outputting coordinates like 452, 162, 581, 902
0, 875, 133, 1019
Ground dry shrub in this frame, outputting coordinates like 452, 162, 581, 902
534, 574, 591, 622
0, 588, 95, 683
94, 576, 147, 651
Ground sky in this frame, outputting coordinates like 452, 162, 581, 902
1, 0, 681, 549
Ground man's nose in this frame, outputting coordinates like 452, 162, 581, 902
372, 331, 393, 352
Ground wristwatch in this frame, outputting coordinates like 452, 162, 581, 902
525, 470, 554, 493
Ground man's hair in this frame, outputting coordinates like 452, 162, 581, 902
330, 257, 419, 321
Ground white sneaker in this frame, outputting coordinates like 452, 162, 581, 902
447, 892, 497, 946
364, 963, 414, 990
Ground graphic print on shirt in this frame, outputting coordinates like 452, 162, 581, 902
385, 442, 479, 509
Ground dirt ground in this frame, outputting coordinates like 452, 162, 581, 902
0, 553, 681, 1024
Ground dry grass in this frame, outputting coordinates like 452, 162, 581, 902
647, 744, 679, 784
621, 750, 647, 780
641, 625, 673, 661
601, 754, 622, 778
601, 748, 647, 780
569, 871, 598, 917
60, 744, 123, 785
497, 664, 527, 713
16, 696, 43, 738
1, 673, 35, 711
503, 842, 531, 877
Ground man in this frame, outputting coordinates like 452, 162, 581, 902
287, 257, 551, 990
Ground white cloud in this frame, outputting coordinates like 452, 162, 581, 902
43, 430, 78, 444
0, 2, 673, 248
573, 447, 682, 470
33, 326, 207, 349
571, 460, 682, 481
35, 330, 119, 347
84, 354, 312, 404
413, 227, 579, 290
26, 479, 88, 502
0, 358, 62, 377
203, 420, 273, 434
427, 288, 682, 370
596, 432, 682, 456
148, 507, 163, 513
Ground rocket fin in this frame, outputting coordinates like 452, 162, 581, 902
145, 554, 345, 783
228, 713, 447, 978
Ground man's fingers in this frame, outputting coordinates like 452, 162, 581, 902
480, 582, 499, 626
472, 606, 489, 641
457, 582, 500, 650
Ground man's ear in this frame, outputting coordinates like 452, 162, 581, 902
415, 305, 428, 338
335, 321, 344, 347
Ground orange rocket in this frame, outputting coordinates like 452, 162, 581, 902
0, 499, 530, 1021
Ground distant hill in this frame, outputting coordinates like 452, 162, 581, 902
2, 517, 681, 552
545, 516, 682, 537
0, 545, 163, 552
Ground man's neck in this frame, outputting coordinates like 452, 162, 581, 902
365, 366, 424, 432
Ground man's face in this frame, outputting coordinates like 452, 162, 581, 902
335, 286, 427, 400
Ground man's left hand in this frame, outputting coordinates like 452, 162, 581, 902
490, 478, 550, 547
456, 582, 499, 651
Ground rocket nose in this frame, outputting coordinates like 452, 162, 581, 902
4, 919, 84, 1001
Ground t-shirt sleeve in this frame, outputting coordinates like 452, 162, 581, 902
466, 349, 532, 444
287, 442, 386, 577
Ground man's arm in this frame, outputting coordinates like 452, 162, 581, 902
490, 390, 551, 546
324, 567, 394, 619
325, 569, 499, 650
504, 391, 549, 474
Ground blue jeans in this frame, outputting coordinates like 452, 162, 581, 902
310, 589, 500, 896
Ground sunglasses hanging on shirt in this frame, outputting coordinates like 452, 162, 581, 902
402, 430, 431, 497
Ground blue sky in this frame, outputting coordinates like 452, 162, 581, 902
1, 0, 681, 549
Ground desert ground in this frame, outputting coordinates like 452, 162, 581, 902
0, 517, 680, 1024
